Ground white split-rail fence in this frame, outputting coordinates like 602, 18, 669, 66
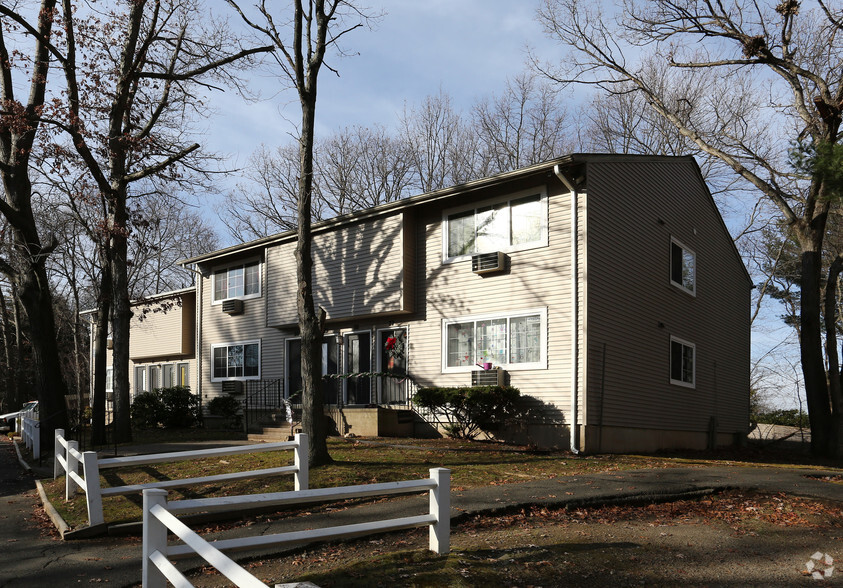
53, 429, 309, 527
142, 467, 451, 588
21, 416, 40, 459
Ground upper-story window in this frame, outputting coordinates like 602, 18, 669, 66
670, 237, 696, 295
212, 261, 261, 303
443, 189, 548, 262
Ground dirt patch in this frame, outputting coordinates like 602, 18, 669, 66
184, 490, 843, 587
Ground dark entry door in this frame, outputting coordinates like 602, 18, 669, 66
286, 337, 340, 404
344, 332, 371, 405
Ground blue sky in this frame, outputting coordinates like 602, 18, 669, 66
203, 0, 560, 170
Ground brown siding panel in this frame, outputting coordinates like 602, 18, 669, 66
584, 160, 750, 440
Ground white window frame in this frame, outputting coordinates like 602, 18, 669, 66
211, 258, 262, 305
441, 187, 549, 263
105, 367, 113, 393
441, 307, 548, 373
670, 236, 696, 296
134, 365, 147, 396
669, 336, 696, 388
210, 340, 262, 382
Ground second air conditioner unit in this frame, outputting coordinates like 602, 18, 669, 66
222, 299, 244, 315
471, 251, 506, 275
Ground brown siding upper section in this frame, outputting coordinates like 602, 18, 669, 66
129, 291, 195, 361
584, 159, 750, 441
266, 212, 411, 327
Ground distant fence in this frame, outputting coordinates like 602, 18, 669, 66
21, 416, 39, 459
54, 429, 308, 527
142, 467, 451, 587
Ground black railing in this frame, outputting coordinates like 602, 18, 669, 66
244, 378, 283, 432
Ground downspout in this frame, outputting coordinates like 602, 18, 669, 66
554, 164, 580, 454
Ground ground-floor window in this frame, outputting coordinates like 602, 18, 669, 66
670, 336, 695, 388
442, 308, 547, 372
177, 362, 189, 387
211, 341, 260, 381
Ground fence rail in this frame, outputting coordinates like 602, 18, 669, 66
142, 467, 450, 587
21, 416, 39, 459
54, 429, 308, 527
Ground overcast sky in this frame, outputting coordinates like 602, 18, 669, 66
203, 0, 563, 170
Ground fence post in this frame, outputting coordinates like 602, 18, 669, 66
54, 429, 64, 479
23, 419, 31, 452
142, 489, 169, 588
429, 468, 450, 555
82, 451, 104, 527
31, 421, 40, 460
65, 440, 79, 499
294, 433, 308, 491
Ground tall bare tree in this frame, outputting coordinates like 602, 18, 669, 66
227, 0, 370, 465
0, 0, 70, 443
537, 0, 843, 456
43, 0, 270, 442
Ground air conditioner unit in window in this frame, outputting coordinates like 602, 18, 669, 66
106, 338, 113, 350
222, 299, 244, 315
471, 367, 505, 386
222, 381, 243, 395
471, 251, 506, 275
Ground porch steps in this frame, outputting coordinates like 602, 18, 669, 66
247, 423, 297, 443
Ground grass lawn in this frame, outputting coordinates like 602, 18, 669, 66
42, 431, 843, 530
184, 489, 843, 587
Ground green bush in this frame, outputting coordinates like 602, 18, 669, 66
131, 386, 200, 429
207, 395, 242, 429
159, 386, 200, 428
412, 385, 521, 439
130, 392, 165, 429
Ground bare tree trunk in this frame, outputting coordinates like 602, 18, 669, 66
91, 247, 111, 444
11, 283, 24, 409
298, 96, 331, 465
0, 287, 14, 412
800, 237, 833, 455
110, 199, 133, 442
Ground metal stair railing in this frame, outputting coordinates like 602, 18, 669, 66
244, 379, 283, 433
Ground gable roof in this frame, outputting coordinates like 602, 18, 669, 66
180, 154, 749, 285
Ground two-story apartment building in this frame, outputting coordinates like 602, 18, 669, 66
90, 287, 197, 405
96, 154, 752, 452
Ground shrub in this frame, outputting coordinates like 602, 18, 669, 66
131, 386, 200, 429
130, 392, 165, 429
159, 386, 200, 428
208, 395, 242, 429
412, 385, 521, 439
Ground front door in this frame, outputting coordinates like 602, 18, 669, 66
344, 332, 371, 405
286, 337, 340, 404
378, 328, 407, 405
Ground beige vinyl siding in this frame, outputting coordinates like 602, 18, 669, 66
200, 257, 286, 400
584, 160, 750, 438
266, 213, 410, 327
129, 292, 195, 360
405, 180, 573, 420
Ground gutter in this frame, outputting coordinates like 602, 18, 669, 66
554, 164, 581, 455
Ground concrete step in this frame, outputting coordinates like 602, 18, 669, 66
247, 424, 297, 442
